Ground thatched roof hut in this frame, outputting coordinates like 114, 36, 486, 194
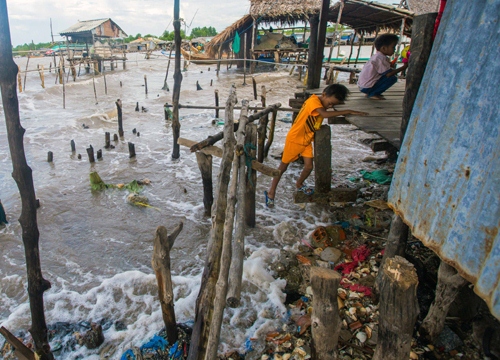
250, 0, 320, 24
205, 14, 254, 58
407, 0, 440, 15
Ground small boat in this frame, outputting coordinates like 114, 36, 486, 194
180, 48, 235, 65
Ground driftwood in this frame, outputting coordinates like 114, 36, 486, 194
245, 124, 258, 227
188, 86, 237, 360
0, 326, 35, 360
171, 0, 183, 159
206, 99, 250, 358
152, 222, 183, 344
310, 267, 341, 359
373, 256, 419, 360
420, 261, 467, 342
0, 6, 54, 358
188, 104, 281, 153
226, 100, 250, 308
314, 125, 331, 194
178, 138, 279, 177
195, 152, 213, 216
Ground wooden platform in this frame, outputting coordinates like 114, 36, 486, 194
305, 81, 405, 149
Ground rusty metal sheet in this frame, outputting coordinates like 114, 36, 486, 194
388, 0, 500, 319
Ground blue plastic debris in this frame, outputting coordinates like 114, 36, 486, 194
168, 341, 179, 357
120, 349, 136, 360
140, 334, 168, 352
300, 296, 309, 303
244, 338, 253, 352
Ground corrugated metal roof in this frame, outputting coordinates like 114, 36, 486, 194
60, 18, 110, 35
388, 0, 500, 318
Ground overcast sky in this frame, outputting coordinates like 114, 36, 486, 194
6, 0, 399, 46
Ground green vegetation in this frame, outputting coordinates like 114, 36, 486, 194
189, 26, 217, 38
13, 41, 53, 53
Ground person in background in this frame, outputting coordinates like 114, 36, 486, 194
358, 34, 408, 100
264, 84, 368, 208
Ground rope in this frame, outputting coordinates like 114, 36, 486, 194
243, 142, 256, 185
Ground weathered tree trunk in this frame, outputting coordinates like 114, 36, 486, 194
310, 267, 341, 359
188, 86, 237, 360
314, 125, 331, 194
257, 86, 269, 163
116, 99, 124, 137
306, 15, 319, 90
206, 100, 249, 358
152, 222, 183, 345
226, 100, 250, 308
401, 12, 437, 142
171, 0, 183, 159
195, 152, 213, 216
0, 3, 54, 358
245, 124, 257, 228
263, 108, 277, 158
420, 261, 467, 342
373, 256, 419, 360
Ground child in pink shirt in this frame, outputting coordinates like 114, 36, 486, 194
358, 34, 408, 100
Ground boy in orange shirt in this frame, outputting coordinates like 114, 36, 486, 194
265, 84, 367, 208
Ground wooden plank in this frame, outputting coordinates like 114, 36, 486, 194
0, 327, 35, 360
294, 188, 358, 204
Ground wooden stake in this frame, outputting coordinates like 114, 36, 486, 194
71, 139, 76, 152
152, 222, 184, 344
245, 123, 257, 227
86, 146, 95, 163
113, 134, 118, 141
128, 142, 136, 158
310, 267, 341, 359
23, 54, 30, 90
373, 256, 419, 360
257, 85, 269, 163
105, 132, 110, 149
103, 67, 107, 95
195, 152, 213, 216
92, 62, 98, 104
96, 149, 102, 160
0, 13, 54, 357
264, 108, 277, 158
243, 33, 247, 85
188, 86, 237, 360
314, 125, 332, 193
420, 262, 467, 342
214, 90, 220, 118
172, 0, 183, 160
38, 65, 45, 88
252, 77, 257, 100
47, 151, 53, 162
17, 65, 22, 92
206, 100, 249, 357
144, 74, 148, 95
116, 99, 124, 137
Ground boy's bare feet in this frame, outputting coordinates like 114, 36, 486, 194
369, 95, 386, 100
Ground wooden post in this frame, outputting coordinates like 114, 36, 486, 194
38, 65, 45, 88
152, 222, 184, 344
226, 100, 250, 308
86, 146, 95, 163
128, 142, 136, 158
96, 149, 102, 160
116, 99, 124, 137
314, 125, 331, 194
257, 85, 269, 163
354, 33, 364, 68
105, 132, 110, 149
92, 62, 98, 104
245, 123, 257, 227
306, 15, 319, 90
420, 262, 467, 342
371, 26, 379, 56
401, 12, 437, 142
172, 0, 183, 160
70, 139, 76, 152
328, 0, 344, 62
188, 86, 237, 360
23, 55, 30, 90
206, 99, 249, 358
103, 67, 107, 95
0, 8, 54, 357
347, 31, 355, 66
17, 65, 22, 92
195, 152, 213, 216
59, 54, 65, 109
243, 33, 247, 85
214, 90, 220, 118
252, 77, 257, 100
264, 108, 277, 158
113, 134, 118, 141
397, 18, 406, 55
144, 75, 148, 95
216, 46, 222, 77
162, 48, 173, 91
250, 19, 256, 74
373, 256, 419, 360
310, 267, 341, 359
47, 151, 53, 162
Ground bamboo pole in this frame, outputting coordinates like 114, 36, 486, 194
162, 48, 173, 91
152, 222, 184, 344
188, 86, 237, 360
23, 55, 30, 90
92, 61, 98, 104
354, 33, 364, 68
227, 100, 250, 308
59, 53, 65, 109
257, 85, 269, 163
263, 108, 277, 158
206, 98, 249, 358
250, 19, 256, 74
243, 33, 247, 85
329, 0, 344, 62
1, 14, 56, 354
172, 0, 183, 160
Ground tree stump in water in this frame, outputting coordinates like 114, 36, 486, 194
373, 256, 419, 360
195, 152, 213, 216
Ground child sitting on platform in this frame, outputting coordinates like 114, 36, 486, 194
358, 34, 408, 100
264, 84, 368, 208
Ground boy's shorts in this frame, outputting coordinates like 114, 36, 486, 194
282, 140, 313, 164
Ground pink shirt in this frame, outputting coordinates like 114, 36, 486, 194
357, 51, 391, 89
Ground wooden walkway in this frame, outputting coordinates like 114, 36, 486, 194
306, 81, 405, 149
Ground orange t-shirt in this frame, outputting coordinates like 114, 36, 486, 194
287, 94, 324, 146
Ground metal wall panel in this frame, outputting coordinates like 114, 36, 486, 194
388, 0, 500, 318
